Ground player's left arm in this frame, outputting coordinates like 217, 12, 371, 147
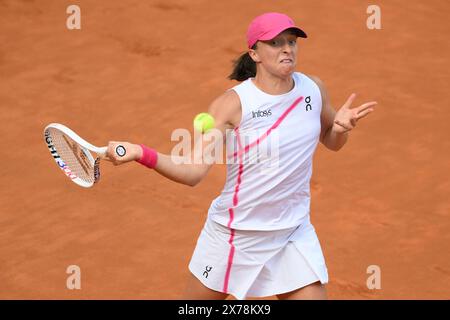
307, 75, 377, 151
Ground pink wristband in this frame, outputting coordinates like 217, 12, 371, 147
136, 144, 158, 169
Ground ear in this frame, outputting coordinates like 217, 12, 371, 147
248, 49, 260, 63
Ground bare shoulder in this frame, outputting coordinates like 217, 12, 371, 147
305, 74, 325, 90
207, 89, 242, 129
304, 73, 330, 102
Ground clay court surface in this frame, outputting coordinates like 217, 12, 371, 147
0, 0, 449, 299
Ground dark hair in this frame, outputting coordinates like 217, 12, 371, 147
228, 44, 257, 81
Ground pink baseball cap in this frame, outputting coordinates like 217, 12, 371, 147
246, 12, 307, 49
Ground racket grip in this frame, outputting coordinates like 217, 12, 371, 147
136, 144, 158, 169
98, 147, 108, 156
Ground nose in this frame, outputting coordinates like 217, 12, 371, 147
282, 41, 292, 53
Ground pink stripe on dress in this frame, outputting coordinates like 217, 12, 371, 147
223, 127, 244, 293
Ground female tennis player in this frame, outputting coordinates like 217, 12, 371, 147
104, 12, 377, 300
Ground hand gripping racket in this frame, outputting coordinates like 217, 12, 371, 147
43, 123, 125, 188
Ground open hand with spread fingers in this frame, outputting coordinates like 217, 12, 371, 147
332, 93, 377, 134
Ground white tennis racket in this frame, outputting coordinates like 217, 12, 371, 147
44, 123, 126, 188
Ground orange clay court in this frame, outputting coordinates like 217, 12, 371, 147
0, 0, 449, 299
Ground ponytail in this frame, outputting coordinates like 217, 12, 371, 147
228, 46, 257, 81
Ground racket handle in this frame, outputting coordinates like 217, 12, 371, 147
97, 146, 108, 156
96, 145, 126, 158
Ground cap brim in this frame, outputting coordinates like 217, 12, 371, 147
290, 27, 307, 38
259, 26, 308, 42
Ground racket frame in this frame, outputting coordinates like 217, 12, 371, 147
44, 123, 107, 188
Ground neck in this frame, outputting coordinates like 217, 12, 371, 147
252, 69, 294, 95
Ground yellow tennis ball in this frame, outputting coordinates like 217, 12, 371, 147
193, 112, 215, 133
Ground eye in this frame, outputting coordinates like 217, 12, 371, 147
289, 39, 297, 45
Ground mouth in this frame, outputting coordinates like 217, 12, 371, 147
280, 58, 293, 64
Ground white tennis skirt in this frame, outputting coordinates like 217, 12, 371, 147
188, 214, 328, 300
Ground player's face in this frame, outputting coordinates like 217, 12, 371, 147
253, 30, 298, 78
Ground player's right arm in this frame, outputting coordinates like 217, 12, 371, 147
105, 90, 241, 186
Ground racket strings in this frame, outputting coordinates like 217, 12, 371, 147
47, 128, 95, 184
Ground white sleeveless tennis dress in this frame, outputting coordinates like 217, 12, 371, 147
189, 72, 329, 299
